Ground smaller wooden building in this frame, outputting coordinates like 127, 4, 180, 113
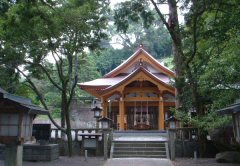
79, 47, 176, 130
0, 87, 48, 144
218, 102, 240, 143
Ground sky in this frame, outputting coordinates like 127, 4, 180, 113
110, 0, 170, 14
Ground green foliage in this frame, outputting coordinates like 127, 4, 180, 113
0, 66, 19, 93
114, 0, 154, 33
177, 0, 240, 132
162, 57, 174, 70
112, 5, 172, 59
90, 48, 133, 75
191, 112, 231, 133
0, 0, 107, 99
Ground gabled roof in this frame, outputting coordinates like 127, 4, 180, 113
100, 66, 175, 95
79, 72, 171, 89
0, 88, 48, 115
79, 47, 176, 98
104, 47, 175, 78
218, 102, 240, 115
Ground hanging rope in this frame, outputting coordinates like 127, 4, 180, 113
141, 101, 143, 123
146, 101, 149, 125
134, 101, 136, 126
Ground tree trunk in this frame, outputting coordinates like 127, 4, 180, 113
65, 107, 73, 157
62, 88, 73, 157
168, 0, 185, 108
61, 107, 66, 139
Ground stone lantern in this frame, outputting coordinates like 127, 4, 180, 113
98, 117, 112, 160
91, 106, 102, 119
0, 88, 48, 166
98, 117, 112, 129
165, 116, 179, 129
91, 100, 102, 129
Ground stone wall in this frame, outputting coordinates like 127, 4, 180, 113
69, 99, 96, 128
34, 99, 96, 129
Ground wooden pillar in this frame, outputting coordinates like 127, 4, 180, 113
102, 99, 107, 117
158, 97, 164, 130
119, 99, 125, 130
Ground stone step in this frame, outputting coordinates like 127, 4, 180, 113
112, 131, 168, 142
114, 142, 166, 148
113, 150, 166, 155
111, 131, 169, 159
114, 141, 166, 144
113, 154, 167, 158
114, 147, 166, 151
113, 130, 167, 137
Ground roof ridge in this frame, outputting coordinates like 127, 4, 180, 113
101, 66, 174, 95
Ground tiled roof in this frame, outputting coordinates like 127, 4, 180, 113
79, 76, 126, 87
0, 87, 49, 115
79, 71, 171, 88
218, 102, 240, 115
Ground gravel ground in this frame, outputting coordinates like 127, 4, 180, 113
0, 156, 105, 166
172, 158, 240, 166
1, 157, 240, 166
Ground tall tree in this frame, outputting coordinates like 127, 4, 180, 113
0, 0, 108, 156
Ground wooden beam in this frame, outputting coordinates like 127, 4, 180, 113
124, 97, 160, 101
124, 87, 159, 93
109, 101, 174, 107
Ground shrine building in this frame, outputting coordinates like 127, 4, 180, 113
79, 47, 176, 130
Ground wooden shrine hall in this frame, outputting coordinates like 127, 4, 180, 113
79, 47, 176, 130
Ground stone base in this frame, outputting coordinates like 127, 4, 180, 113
216, 151, 240, 163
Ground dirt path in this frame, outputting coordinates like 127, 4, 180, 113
104, 158, 172, 166
0, 157, 105, 166
172, 158, 239, 166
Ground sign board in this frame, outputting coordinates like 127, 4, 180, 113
83, 139, 97, 148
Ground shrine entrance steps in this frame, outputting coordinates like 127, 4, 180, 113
110, 130, 169, 159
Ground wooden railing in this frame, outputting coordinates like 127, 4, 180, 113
168, 127, 198, 141
168, 127, 198, 160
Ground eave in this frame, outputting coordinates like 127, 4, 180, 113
101, 66, 175, 96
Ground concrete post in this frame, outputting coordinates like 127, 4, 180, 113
103, 130, 108, 160
168, 129, 176, 160
5, 144, 23, 166
84, 150, 88, 161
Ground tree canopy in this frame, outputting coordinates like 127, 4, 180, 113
0, 0, 108, 156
